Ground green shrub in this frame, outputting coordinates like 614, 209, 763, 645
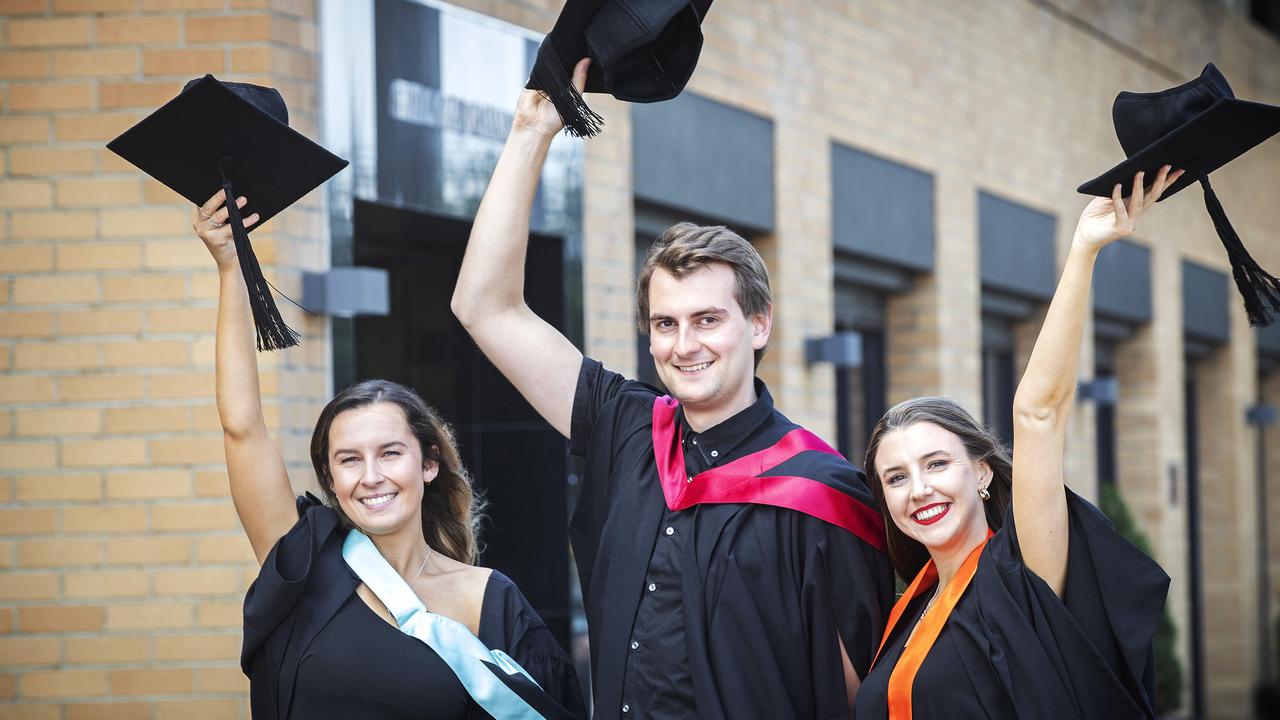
1098, 483, 1184, 714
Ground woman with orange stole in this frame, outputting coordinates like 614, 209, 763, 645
853, 167, 1178, 719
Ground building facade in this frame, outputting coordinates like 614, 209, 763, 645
1, 0, 1278, 717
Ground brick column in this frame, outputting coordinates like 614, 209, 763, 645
1196, 327, 1260, 718
0, 1, 324, 716
583, 97, 637, 375
921, 170, 977, 412
761, 121, 837, 437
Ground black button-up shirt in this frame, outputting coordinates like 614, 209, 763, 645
618, 396, 775, 717
569, 358, 892, 720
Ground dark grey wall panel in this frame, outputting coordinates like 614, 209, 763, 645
632, 93, 774, 232
830, 144, 934, 272
981, 288, 1038, 321
1182, 260, 1229, 344
834, 254, 914, 294
1093, 239, 1152, 324
979, 191, 1057, 301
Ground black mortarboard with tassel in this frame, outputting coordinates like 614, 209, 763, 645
527, 0, 714, 138
1079, 63, 1280, 326
107, 75, 348, 350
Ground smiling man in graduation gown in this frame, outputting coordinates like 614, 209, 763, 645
451, 43, 893, 720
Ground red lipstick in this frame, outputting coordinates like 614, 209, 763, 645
911, 502, 951, 526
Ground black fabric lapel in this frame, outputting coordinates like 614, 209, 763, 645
276, 531, 359, 719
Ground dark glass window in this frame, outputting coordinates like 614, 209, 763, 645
1183, 360, 1205, 720
836, 327, 885, 466
635, 233, 661, 389
981, 316, 1016, 446
1095, 339, 1117, 487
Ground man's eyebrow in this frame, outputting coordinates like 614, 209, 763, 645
649, 306, 729, 321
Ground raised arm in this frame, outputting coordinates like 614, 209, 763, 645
195, 190, 299, 564
450, 61, 591, 438
1011, 166, 1181, 596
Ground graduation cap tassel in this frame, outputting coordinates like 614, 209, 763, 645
530, 40, 603, 139
1201, 177, 1280, 327
219, 160, 300, 351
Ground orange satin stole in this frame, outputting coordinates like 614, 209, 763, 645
871, 531, 993, 720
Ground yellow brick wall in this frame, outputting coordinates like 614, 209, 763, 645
0, 0, 325, 717
3, 0, 1279, 716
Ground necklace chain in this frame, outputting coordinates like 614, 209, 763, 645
408, 545, 432, 583
904, 587, 941, 648
920, 586, 940, 616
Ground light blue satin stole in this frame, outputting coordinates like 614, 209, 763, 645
342, 530, 548, 719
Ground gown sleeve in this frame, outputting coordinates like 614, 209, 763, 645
568, 356, 654, 458
479, 571, 588, 719
240, 493, 341, 670
800, 512, 895, 718
975, 488, 1170, 718
808, 513, 894, 676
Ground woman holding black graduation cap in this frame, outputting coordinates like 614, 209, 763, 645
853, 167, 1180, 720
192, 188, 585, 720
109, 73, 586, 718
852, 61, 1280, 718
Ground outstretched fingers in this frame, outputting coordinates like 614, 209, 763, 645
1144, 165, 1184, 208
1111, 181, 1130, 230
194, 194, 258, 244
196, 189, 227, 224
1126, 171, 1145, 225
1144, 166, 1170, 209
208, 196, 248, 228
571, 57, 590, 93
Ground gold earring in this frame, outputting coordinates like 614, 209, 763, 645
978, 486, 991, 501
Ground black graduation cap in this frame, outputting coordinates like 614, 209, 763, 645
527, 0, 714, 138
1079, 63, 1280, 326
107, 74, 349, 351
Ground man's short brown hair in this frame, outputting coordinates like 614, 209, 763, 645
636, 222, 772, 365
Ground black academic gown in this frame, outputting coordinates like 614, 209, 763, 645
570, 358, 893, 720
241, 494, 585, 720
855, 490, 1170, 719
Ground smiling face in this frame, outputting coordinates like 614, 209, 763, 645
326, 402, 438, 537
874, 421, 992, 561
647, 263, 770, 421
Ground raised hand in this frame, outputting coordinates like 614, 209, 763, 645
1074, 165, 1184, 252
193, 189, 259, 270
512, 57, 591, 139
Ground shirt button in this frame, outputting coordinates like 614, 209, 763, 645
648, 583, 656, 592
710, 449, 719, 458
687, 475, 693, 483
691, 437, 697, 445
665, 526, 675, 536
622, 705, 630, 713
630, 640, 639, 650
